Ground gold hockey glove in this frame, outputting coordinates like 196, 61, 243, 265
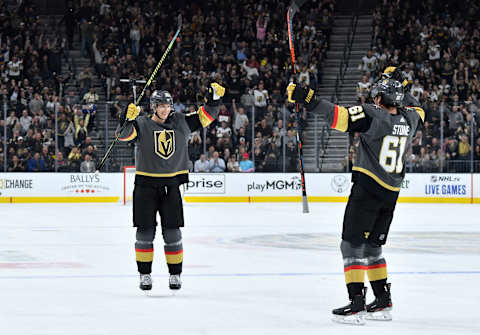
207, 82, 226, 101
126, 103, 140, 121
287, 83, 315, 104
382, 66, 410, 88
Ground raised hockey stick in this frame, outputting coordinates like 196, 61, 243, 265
96, 14, 183, 172
287, 0, 309, 213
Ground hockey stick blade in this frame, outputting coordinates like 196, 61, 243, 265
177, 14, 182, 29
302, 195, 309, 213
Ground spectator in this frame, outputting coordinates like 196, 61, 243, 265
8, 155, 24, 172
458, 135, 471, 160
239, 152, 254, 172
27, 152, 46, 172
41, 146, 54, 171
194, 154, 210, 172
19, 110, 32, 134
74, 109, 90, 145
256, 14, 269, 47
56, 151, 69, 171
209, 151, 226, 172
217, 121, 232, 139
253, 81, 269, 115
227, 156, 240, 172
359, 50, 377, 74
68, 147, 82, 171
80, 154, 95, 173
78, 67, 93, 97
83, 86, 99, 104
64, 119, 76, 149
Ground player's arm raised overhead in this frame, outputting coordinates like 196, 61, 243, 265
287, 83, 372, 133
116, 103, 140, 142
184, 82, 226, 132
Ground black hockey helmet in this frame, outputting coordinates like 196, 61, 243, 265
150, 90, 174, 108
371, 78, 404, 108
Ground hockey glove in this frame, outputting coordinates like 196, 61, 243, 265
382, 66, 410, 88
126, 103, 141, 121
207, 82, 226, 102
287, 83, 315, 105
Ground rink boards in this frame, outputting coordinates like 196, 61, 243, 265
0, 172, 479, 203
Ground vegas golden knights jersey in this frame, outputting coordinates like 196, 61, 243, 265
312, 99, 425, 192
116, 105, 218, 184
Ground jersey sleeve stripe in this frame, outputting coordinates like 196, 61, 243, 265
331, 104, 339, 128
331, 105, 349, 132
117, 127, 137, 141
198, 106, 214, 127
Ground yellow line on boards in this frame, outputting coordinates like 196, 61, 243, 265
0, 197, 119, 203
1, 196, 478, 204
184, 196, 479, 204
397, 197, 473, 204
184, 196, 348, 203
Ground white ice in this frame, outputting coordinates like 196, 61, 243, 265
1, 202, 479, 335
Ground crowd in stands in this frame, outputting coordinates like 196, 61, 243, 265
81, 0, 335, 172
0, 0, 101, 172
355, 0, 480, 172
0, 0, 338, 172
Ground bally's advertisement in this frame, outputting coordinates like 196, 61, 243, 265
0, 173, 121, 203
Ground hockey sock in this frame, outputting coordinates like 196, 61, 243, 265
341, 240, 366, 297
365, 244, 388, 297
135, 227, 156, 274
163, 228, 183, 275
135, 241, 154, 274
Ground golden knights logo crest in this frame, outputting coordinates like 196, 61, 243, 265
154, 130, 175, 159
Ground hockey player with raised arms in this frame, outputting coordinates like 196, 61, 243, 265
116, 83, 225, 292
287, 71, 424, 325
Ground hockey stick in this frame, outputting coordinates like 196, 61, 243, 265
96, 14, 182, 173
287, 0, 309, 213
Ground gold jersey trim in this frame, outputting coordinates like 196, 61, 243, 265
412, 106, 425, 122
118, 127, 137, 141
305, 89, 315, 103
198, 106, 214, 127
331, 105, 349, 132
135, 170, 189, 178
352, 166, 401, 192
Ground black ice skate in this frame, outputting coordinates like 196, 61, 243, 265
139, 274, 152, 291
366, 283, 392, 321
169, 274, 181, 291
332, 288, 367, 325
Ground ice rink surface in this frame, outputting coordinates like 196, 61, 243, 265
1, 202, 479, 335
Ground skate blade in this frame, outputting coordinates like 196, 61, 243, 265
365, 308, 392, 321
332, 312, 366, 326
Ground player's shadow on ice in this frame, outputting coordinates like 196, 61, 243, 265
143, 292, 189, 299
